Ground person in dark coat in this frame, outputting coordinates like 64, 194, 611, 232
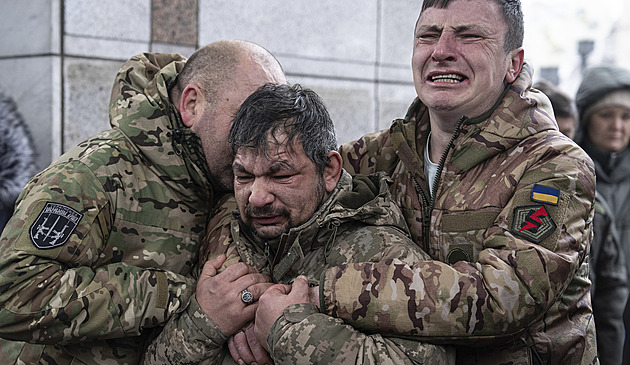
575, 64, 630, 365
0, 92, 38, 232
536, 79, 628, 364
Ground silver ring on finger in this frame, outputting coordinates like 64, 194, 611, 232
241, 289, 254, 305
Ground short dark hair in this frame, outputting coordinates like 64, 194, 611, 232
420, 0, 523, 53
229, 83, 337, 173
534, 80, 577, 119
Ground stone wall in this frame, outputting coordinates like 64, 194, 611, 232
0, 0, 419, 171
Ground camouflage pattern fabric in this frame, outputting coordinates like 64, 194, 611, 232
143, 171, 455, 364
0, 53, 215, 364
332, 63, 599, 364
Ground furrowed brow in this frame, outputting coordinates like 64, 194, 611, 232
267, 160, 296, 175
416, 24, 443, 34
452, 25, 473, 33
233, 162, 248, 173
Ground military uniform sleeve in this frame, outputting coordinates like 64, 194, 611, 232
268, 303, 454, 364
319, 159, 595, 343
142, 294, 230, 365
268, 219, 450, 364
142, 195, 239, 364
0, 161, 194, 344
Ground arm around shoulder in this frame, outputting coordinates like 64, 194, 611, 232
0, 160, 195, 343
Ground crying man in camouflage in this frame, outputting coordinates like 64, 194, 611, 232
0, 40, 285, 364
320, 0, 597, 364
142, 83, 455, 364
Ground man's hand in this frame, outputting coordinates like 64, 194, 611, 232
228, 280, 319, 364
253, 276, 311, 351
196, 255, 273, 336
228, 322, 273, 365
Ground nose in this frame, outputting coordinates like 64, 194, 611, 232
432, 33, 457, 62
248, 178, 274, 207
611, 114, 625, 130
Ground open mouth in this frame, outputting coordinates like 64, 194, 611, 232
430, 73, 467, 83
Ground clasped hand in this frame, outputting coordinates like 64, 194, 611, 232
197, 258, 319, 365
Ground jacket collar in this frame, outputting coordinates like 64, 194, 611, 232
390, 62, 556, 175
108, 53, 214, 203
234, 171, 407, 282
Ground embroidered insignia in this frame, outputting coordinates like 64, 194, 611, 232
531, 184, 559, 205
29, 202, 83, 249
512, 205, 556, 243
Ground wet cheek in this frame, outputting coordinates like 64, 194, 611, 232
234, 188, 249, 206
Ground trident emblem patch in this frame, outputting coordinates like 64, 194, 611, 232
29, 202, 83, 249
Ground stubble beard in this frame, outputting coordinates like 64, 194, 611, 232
247, 176, 327, 240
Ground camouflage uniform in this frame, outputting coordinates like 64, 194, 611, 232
331, 63, 598, 364
143, 172, 455, 364
0, 53, 215, 364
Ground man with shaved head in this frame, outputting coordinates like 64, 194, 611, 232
0, 40, 286, 364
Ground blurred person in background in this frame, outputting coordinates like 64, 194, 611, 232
533, 80, 578, 139
0, 92, 37, 233
575, 64, 630, 365
536, 80, 627, 365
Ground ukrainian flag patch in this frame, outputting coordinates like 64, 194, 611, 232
531, 184, 559, 205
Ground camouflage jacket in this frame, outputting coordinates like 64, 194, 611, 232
333, 63, 598, 364
143, 171, 455, 364
0, 53, 214, 364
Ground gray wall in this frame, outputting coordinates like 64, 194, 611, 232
0, 0, 419, 172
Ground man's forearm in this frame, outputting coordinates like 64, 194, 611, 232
0, 259, 194, 343
268, 303, 453, 364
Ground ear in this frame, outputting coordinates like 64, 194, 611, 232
323, 151, 343, 193
505, 47, 525, 83
179, 84, 203, 127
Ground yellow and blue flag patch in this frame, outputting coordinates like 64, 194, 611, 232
531, 184, 559, 205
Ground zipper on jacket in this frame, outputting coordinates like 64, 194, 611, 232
418, 116, 467, 251
411, 174, 431, 253
264, 242, 270, 259
324, 219, 341, 264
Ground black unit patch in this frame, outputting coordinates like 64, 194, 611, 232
512, 205, 556, 243
30, 202, 83, 249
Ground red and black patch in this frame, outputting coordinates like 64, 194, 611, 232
29, 202, 83, 249
511, 205, 556, 243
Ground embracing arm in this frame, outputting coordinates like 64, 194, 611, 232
142, 257, 233, 365
142, 195, 260, 365
259, 278, 453, 365
0, 161, 194, 343
319, 159, 596, 342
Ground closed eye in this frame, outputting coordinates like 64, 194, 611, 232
234, 174, 253, 183
460, 33, 482, 40
272, 174, 295, 182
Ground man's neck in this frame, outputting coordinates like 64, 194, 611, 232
427, 111, 460, 163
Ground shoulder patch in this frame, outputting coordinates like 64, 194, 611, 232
531, 184, 559, 205
29, 202, 83, 249
511, 205, 556, 243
